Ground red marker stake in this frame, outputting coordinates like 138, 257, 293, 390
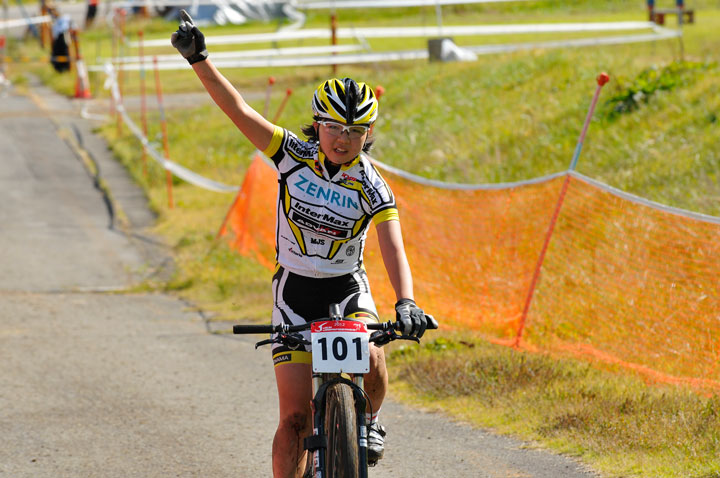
514, 72, 610, 347
139, 31, 148, 177
272, 88, 293, 124
153, 56, 174, 209
569, 72, 610, 171
263, 76, 275, 119
375, 85, 385, 101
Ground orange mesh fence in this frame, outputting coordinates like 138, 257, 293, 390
526, 173, 720, 390
217, 154, 277, 270
219, 155, 720, 392
361, 167, 566, 339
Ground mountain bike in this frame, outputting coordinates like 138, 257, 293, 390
233, 304, 437, 478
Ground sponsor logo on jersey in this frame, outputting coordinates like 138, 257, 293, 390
286, 134, 316, 159
358, 169, 380, 207
291, 211, 350, 239
280, 234, 297, 245
292, 201, 351, 227
338, 172, 360, 187
293, 174, 360, 210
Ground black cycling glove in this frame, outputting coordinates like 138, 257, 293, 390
395, 299, 432, 338
170, 9, 208, 65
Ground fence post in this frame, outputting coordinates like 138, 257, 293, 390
272, 88, 293, 123
330, 9, 337, 75
116, 9, 126, 137
138, 30, 148, 177
40, 0, 49, 49
70, 28, 91, 98
109, 16, 117, 122
153, 56, 174, 209
263, 76, 275, 119
513, 73, 609, 347
0, 35, 6, 84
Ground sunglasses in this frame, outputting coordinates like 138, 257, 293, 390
317, 120, 369, 139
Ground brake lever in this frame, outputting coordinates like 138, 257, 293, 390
254, 338, 275, 349
370, 330, 421, 346
254, 332, 311, 349
283, 333, 311, 348
369, 330, 395, 347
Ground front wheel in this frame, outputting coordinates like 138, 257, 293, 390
324, 382, 359, 478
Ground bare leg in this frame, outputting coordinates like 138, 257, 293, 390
273, 363, 313, 478
364, 343, 388, 414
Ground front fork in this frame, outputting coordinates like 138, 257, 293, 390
306, 374, 368, 478
353, 375, 369, 475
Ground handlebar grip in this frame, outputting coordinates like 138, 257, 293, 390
233, 324, 274, 335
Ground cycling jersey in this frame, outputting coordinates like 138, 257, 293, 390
263, 126, 398, 278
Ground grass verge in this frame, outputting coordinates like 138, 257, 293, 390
386, 335, 720, 478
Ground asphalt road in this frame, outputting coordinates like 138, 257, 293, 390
0, 79, 601, 478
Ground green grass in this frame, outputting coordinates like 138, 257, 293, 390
9, 1, 720, 476
387, 335, 720, 478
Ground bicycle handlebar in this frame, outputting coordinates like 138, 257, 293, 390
232, 319, 402, 336
233, 316, 437, 344
232, 324, 277, 335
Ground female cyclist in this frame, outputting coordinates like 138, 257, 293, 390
171, 11, 435, 478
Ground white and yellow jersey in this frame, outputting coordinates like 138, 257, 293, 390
263, 126, 398, 278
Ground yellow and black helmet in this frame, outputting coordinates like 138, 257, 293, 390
312, 78, 378, 125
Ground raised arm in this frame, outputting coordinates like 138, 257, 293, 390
171, 10, 275, 151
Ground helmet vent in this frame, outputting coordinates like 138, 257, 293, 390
343, 78, 359, 124
312, 77, 378, 125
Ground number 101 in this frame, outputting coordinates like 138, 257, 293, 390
317, 336, 363, 361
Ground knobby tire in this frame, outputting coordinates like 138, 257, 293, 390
325, 382, 359, 478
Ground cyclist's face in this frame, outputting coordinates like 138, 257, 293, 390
315, 121, 371, 165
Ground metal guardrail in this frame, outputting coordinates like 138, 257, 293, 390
296, 0, 533, 9
0, 15, 51, 29
134, 21, 666, 47
99, 20, 679, 72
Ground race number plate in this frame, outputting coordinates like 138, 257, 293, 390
311, 320, 370, 374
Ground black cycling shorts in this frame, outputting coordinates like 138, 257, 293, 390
271, 266, 379, 366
